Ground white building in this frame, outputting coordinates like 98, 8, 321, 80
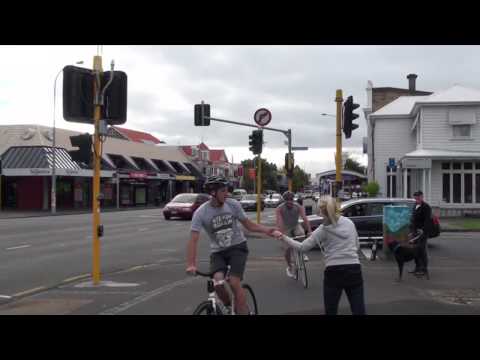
364, 84, 480, 216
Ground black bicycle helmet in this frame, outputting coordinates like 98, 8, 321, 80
282, 191, 294, 201
204, 176, 229, 193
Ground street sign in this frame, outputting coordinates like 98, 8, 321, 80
254, 108, 272, 127
388, 158, 395, 168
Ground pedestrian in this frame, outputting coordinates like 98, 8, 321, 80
276, 191, 312, 278
409, 190, 432, 276
186, 176, 279, 315
274, 195, 366, 315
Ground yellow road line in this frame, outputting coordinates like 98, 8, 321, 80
62, 274, 90, 283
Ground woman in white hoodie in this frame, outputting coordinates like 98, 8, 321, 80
274, 195, 366, 315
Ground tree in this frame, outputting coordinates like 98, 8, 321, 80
343, 152, 366, 174
241, 158, 279, 193
362, 181, 380, 197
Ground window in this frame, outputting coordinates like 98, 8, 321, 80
453, 125, 471, 138
367, 203, 384, 216
465, 174, 473, 203
477, 174, 480, 203
344, 204, 367, 217
191, 147, 198, 157
201, 151, 209, 161
386, 174, 397, 197
453, 162, 461, 170
442, 162, 450, 170
453, 173, 461, 203
442, 174, 450, 203
464, 162, 473, 170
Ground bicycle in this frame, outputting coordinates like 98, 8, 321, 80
191, 266, 259, 315
290, 235, 309, 289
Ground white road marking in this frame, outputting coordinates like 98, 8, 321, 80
0, 295, 12, 299
99, 277, 197, 315
138, 228, 149, 232
75, 280, 140, 288
5, 244, 31, 251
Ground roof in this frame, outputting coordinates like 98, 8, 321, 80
112, 126, 163, 145
316, 169, 367, 179
403, 148, 480, 159
370, 85, 480, 118
373, 87, 432, 95
370, 96, 430, 117
209, 149, 228, 163
1, 146, 80, 170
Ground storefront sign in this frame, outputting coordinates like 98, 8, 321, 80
129, 172, 148, 179
401, 158, 432, 169
30, 168, 51, 175
175, 175, 195, 181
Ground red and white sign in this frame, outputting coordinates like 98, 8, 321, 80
254, 108, 272, 127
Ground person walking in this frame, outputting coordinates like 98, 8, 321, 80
409, 190, 432, 277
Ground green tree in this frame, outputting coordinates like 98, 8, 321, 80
343, 152, 366, 174
362, 181, 380, 197
241, 158, 279, 193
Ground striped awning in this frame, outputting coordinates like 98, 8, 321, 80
0, 146, 113, 177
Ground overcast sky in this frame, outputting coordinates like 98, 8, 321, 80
3, 45, 480, 175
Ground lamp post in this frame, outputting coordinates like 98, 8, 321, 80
51, 61, 84, 214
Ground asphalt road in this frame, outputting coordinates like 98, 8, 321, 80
2, 207, 480, 314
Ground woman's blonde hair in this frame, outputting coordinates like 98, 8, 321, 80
317, 195, 340, 226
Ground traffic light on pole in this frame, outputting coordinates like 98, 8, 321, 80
249, 129, 263, 155
285, 153, 294, 177
343, 95, 360, 139
69, 133, 93, 166
194, 103, 210, 126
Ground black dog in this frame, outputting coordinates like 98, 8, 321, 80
387, 232, 429, 281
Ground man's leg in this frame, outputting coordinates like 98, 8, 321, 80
210, 252, 230, 306
228, 276, 248, 315
228, 243, 250, 314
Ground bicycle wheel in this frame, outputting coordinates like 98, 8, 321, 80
242, 283, 259, 315
298, 252, 309, 289
193, 301, 222, 315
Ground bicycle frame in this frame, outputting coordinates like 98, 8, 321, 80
201, 267, 237, 315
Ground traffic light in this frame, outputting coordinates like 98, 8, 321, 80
63, 66, 128, 124
194, 103, 210, 126
285, 153, 294, 177
343, 95, 360, 139
249, 130, 263, 155
69, 133, 93, 166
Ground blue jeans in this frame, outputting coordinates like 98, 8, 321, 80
323, 264, 366, 315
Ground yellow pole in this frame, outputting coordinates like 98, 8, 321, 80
92, 55, 103, 285
335, 89, 343, 205
256, 154, 262, 224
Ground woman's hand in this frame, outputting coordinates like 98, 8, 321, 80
272, 230, 283, 240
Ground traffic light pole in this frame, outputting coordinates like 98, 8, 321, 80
287, 129, 293, 192
256, 154, 262, 224
335, 90, 343, 203
92, 55, 103, 285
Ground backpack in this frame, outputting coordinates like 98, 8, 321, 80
428, 215, 441, 238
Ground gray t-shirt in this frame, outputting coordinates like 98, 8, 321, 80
191, 198, 248, 253
278, 202, 302, 231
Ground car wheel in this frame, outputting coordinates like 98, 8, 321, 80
164, 214, 171, 220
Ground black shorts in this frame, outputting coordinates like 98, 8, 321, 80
210, 242, 249, 280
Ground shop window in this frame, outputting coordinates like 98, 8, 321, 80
442, 174, 450, 203
441, 162, 450, 170
453, 162, 461, 170
453, 173, 461, 203
464, 162, 473, 170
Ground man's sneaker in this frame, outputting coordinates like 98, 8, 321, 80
303, 254, 309, 262
286, 267, 295, 278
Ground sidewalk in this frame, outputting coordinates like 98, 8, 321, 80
0, 205, 165, 219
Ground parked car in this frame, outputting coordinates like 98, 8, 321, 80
232, 189, 247, 201
265, 193, 283, 208
163, 193, 211, 220
300, 198, 423, 243
239, 194, 265, 211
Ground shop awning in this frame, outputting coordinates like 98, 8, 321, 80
0, 146, 114, 177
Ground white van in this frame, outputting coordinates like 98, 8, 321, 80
232, 189, 247, 201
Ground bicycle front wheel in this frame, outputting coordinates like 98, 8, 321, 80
193, 301, 222, 315
242, 284, 259, 315
298, 253, 309, 289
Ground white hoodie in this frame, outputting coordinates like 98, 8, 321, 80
282, 216, 360, 268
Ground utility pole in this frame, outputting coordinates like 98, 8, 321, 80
335, 90, 343, 203
287, 129, 293, 192
92, 54, 103, 285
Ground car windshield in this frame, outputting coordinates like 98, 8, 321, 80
273, 194, 281, 199
243, 195, 257, 201
171, 194, 197, 203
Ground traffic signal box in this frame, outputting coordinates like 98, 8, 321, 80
343, 95, 360, 139
69, 133, 93, 166
249, 130, 263, 155
285, 153, 294, 177
194, 103, 211, 126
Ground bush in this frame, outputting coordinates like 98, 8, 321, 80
362, 181, 380, 197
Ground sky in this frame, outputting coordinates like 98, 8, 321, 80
3, 45, 480, 176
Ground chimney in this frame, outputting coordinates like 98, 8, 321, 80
407, 74, 418, 93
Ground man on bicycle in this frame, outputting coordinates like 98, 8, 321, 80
186, 176, 278, 315
276, 191, 312, 278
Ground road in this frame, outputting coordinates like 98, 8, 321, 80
2, 207, 480, 314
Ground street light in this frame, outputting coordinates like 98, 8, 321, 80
51, 61, 84, 214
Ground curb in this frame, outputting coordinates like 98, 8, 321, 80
0, 206, 165, 220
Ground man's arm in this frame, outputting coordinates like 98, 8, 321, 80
186, 231, 200, 273
240, 218, 276, 237
298, 204, 312, 234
